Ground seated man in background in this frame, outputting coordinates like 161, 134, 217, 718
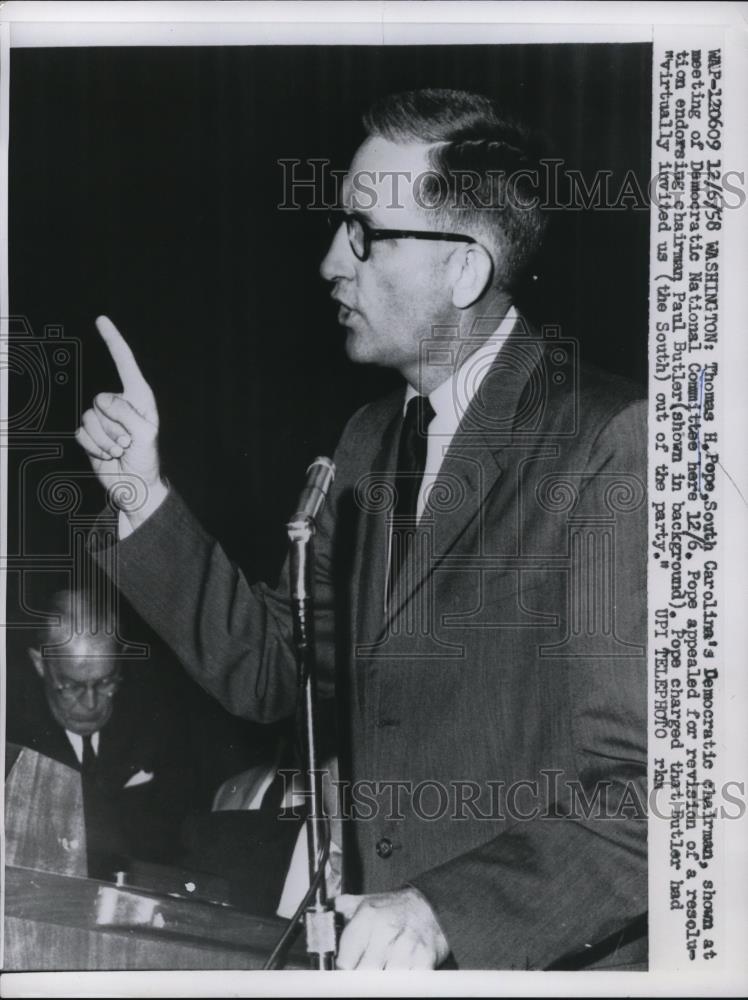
8, 586, 196, 879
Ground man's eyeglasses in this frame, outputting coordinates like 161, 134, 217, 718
327, 209, 477, 263
49, 673, 122, 702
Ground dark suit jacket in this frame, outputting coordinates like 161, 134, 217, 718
92, 320, 648, 968
7, 667, 196, 874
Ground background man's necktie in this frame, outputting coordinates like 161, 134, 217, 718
80, 733, 100, 824
79, 732, 129, 879
81, 733, 97, 775
387, 394, 435, 603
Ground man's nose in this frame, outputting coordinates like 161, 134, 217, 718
81, 685, 97, 710
319, 221, 356, 283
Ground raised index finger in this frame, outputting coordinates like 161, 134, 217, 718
95, 315, 151, 397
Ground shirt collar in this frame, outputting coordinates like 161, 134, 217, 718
66, 728, 100, 762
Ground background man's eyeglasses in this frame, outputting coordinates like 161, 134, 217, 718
327, 210, 476, 262
49, 673, 122, 701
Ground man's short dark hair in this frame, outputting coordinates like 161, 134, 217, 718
363, 88, 548, 292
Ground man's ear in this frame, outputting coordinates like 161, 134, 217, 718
450, 244, 494, 309
28, 647, 44, 678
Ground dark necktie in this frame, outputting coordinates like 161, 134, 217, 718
387, 394, 435, 603
80, 734, 98, 803
80, 734, 99, 860
81, 733, 97, 776
79, 732, 126, 879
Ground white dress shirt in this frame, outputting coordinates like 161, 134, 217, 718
66, 729, 99, 763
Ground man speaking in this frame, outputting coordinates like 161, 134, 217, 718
77, 89, 647, 970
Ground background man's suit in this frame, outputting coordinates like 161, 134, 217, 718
7, 666, 196, 874
93, 320, 648, 969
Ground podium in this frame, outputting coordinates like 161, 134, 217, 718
3, 744, 306, 970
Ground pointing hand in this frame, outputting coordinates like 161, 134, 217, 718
76, 316, 166, 526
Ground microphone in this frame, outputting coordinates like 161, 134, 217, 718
291, 456, 336, 523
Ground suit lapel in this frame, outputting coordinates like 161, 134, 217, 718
32, 701, 82, 772
352, 400, 403, 649
51, 726, 83, 772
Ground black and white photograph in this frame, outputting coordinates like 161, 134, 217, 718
1, 2, 746, 996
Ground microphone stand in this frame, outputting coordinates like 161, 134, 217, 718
287, 512, 337, 970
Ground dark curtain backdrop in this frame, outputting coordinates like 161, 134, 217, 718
8, 41, 651, 653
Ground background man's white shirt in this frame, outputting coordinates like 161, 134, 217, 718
65, 729, 100, 763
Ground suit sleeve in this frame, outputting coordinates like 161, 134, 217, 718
88, 461, 342, 725
409, 399, 648, 969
